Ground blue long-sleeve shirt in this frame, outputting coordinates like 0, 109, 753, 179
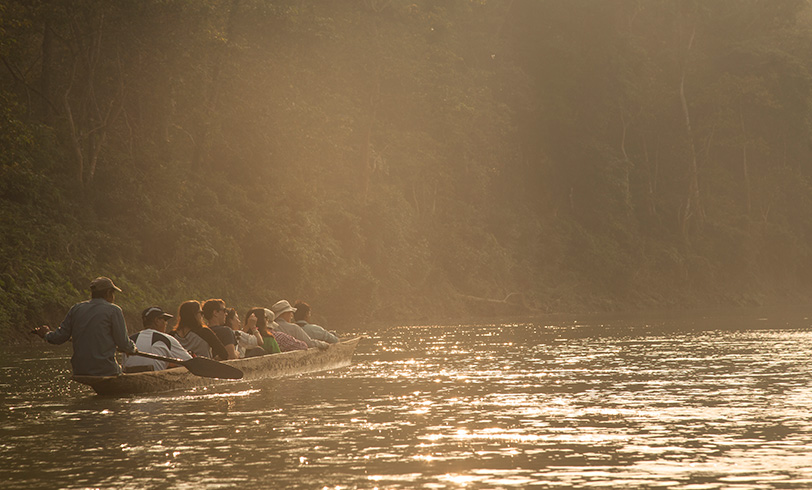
45, 298, 136, 376
274, 319, 329, 349
296, 320, 339, 344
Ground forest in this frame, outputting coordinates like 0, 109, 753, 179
2, 0, 812, 337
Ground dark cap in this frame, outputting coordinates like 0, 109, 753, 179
90, 276, 122, 292
142, 306, 173, 322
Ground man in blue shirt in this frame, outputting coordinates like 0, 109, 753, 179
34, 276, 137, 376
271, 299, 330, 350
293, 301, 339, 344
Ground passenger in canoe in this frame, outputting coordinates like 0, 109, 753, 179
224, 308, 266, 358
244, 307, 306, 352
244, 307, 280, 353
293, 301, 339, 344
170, 300, 229, 360
272, 300, 330, 349
33, 276, 137, 376
202, 299, 239, 359
123, 306, 192, 373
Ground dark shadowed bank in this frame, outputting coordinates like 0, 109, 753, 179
3, 1, 812, 343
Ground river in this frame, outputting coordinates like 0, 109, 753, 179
3, 307, 812, 489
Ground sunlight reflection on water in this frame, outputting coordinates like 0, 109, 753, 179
3, 312, 812, 488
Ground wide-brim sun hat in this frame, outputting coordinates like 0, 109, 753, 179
270, 300, 297, 319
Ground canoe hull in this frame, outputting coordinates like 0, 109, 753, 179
73, 336, 362, 396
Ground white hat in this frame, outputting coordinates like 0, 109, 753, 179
271, 300, 296, 319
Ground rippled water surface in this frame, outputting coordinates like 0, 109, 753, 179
3, 308, 812, 489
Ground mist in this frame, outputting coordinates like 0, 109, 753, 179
2, 0, 812, 332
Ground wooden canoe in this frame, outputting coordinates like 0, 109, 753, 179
72, 336, 362, 396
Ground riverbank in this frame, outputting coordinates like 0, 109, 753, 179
6, 281, 810, 346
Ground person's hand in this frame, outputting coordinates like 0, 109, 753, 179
245, 313, 258, 332
32, 325, 51, 339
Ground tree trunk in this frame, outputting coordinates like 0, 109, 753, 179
360, 96, 376, 204
678, 24, 703, 237
39, 17, 54, 122
740, 104, 751, 217
192, 0, 242, 169
619, 108, 634, 216
63, 85, 84, 188
60, 11, 124, 188
360, 13, 383, 204
642, 135, 658, 218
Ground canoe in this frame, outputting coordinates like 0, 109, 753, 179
72, 336, 362, 396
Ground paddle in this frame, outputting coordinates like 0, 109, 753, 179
30, 329, 243, 379
126, 350, 244, 379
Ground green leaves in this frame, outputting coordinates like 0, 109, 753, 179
3, 1, 812, 332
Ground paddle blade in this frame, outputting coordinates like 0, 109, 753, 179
182, 357, 244, 379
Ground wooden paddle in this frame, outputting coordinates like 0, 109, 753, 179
31, 329, 243, 379
125, 350, 244, 379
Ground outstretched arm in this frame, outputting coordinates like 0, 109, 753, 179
42, 308, 75, 345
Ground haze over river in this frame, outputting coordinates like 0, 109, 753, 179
3, 307, 812, 489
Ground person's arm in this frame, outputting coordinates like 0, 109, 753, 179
199, 327, 229, 360
308, 324, 339, 344
34, 325, 54, 340
244, 331, 259, 348
111, 306, 136, 354
319, 326, 340, 344
285, 323, 321, 348
273, 330, 308, 351
167, 336, 193, 361
224, 329, 239, 359
214, 327, 239, 359
39, 308, 75, 344
225, 343, 238, 359
245, 314, 264, 347
158, 335, 193, 368
301, 331, 329, 350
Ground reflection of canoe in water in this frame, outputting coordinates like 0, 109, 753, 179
73, 337, 362, 396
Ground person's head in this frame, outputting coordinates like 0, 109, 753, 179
245, 307, 271, 334
225, 308, 240, 330
202, 299, 227, 326
175, 300, 203, 332
90, 276, 121, 302
141, 306, 173, 332
271, 299, 296, 322
293, 301, 311, 323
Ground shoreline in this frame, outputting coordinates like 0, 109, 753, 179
8, 292, 810, 346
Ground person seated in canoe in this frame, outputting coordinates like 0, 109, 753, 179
246, 307, 281, 353
33, 276, 137, 376
224, 307, 265, 358
293, 301, 339, 344
202, 299, 239, 359
244, 307, 307, 353
271, 300, 330, 350
123, 306, 192, 373
170, 300, 230, 360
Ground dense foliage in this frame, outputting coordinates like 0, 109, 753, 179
2, 0, 812, 335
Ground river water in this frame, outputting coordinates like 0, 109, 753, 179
3, 307, 812, 489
